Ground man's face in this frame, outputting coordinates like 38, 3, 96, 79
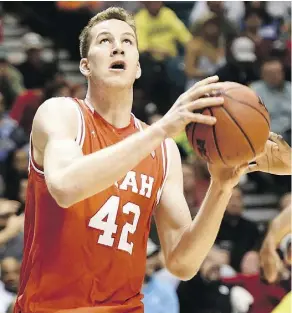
207, 1, 224, 15
83, 19, 140, 89
245, 13, 262, 30
144, 1, 163, 16
262, 61, 284, 88
27, 48, 42, 64
226, 188, 243, 216
1, 258, 20, 293
203, 21, 220, 39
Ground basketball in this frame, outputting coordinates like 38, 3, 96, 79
186, 82, 270, 167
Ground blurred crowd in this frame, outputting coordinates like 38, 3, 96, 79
0, 1, 291, 313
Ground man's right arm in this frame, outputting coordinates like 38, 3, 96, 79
33, 98, 167, 208
33, 77, 224, 208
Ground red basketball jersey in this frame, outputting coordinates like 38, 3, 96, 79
15, 98, 170, 313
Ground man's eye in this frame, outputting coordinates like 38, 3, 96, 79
100, 38, 110, 44
124, 39, 132, 45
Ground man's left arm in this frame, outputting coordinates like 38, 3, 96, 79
155, 139, 245, 280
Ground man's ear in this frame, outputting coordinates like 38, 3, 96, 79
80, 58, 91, 78
136, 61, 142, 79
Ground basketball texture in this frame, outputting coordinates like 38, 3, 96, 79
186, 82, 270, 167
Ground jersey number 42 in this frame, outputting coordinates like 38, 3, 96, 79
88, 196, 140, 254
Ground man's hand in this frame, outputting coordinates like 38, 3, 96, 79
260, 233, 286, 283
156, 76, 224, 138
246, 132, 291, 176
208, 162, 248, 190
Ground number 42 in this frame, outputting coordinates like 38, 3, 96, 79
88, 196, 140, 254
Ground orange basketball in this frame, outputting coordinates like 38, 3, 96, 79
186, 82, 270, 167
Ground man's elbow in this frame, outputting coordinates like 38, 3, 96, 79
165, 259, 199, 281
47, 176, 77, 208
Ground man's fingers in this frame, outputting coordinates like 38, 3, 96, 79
269, 132, 291, 148
192, 75, 219, 89
187, 83, 224, 102
244, 163, 259, 174
185, 97, 224, 112
183, 112, 217, 125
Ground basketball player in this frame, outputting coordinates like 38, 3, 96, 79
260, 204, 291, 284
247, 133, 291, 313
15, 7, 253, 313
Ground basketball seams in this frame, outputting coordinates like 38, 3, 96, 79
208, 108, 228, 166
221, 106, 256, 157
223, 92, 270, 128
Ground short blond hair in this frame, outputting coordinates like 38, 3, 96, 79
79, 7, 137, 58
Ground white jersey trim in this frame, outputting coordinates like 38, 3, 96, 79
28, 133, 45, 175
73, 99, 86, 148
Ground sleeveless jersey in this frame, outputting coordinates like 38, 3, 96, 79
15, 98, 170, 313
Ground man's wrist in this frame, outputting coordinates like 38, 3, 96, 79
210, 179, 234, 193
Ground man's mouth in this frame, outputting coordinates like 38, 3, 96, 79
109, 60, 126, 71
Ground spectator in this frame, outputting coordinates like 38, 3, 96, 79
135, 1, 191, 112
223, 252, 288, 313
185, 14, 226, 89
10, 81, 71, 136
17, 178, 27, 215
177, 247, 253, 313
4, 146, 29, 201
0, 92, 27, 183
17, 32, 57, 89
250, 58, 291, 136
135, 1, 191, 61
243, 8, 274, 60
215, 36, 260, 85
142, 239, 179, 313
0, 200, 23, 261
0, 48, 25, 110
189, 1, 239, 44
244, 1, 280, 40
216, 187, 261, 272
0, 4, 3, 43
0, 257, 20, 313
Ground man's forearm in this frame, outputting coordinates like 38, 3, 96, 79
269, 205, 291, 246
48, 124, 167, 207
170, 181, 233, 277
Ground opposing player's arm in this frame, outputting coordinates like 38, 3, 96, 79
260, 205, 291, 283
155, 140, 234, 280
32, 98, 167, 208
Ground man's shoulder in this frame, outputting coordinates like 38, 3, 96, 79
32, 97, 79, 138
134, 8, 148, 20
36, 97, 77, 117
160, 7, 178, 20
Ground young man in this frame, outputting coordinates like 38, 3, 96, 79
14, 7, 288, 313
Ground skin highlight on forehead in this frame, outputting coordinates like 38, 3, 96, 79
88, 19, 137, 50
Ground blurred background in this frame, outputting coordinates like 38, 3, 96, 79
0, 1, 291, 313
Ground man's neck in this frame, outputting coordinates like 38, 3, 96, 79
86, 82, 133, 128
